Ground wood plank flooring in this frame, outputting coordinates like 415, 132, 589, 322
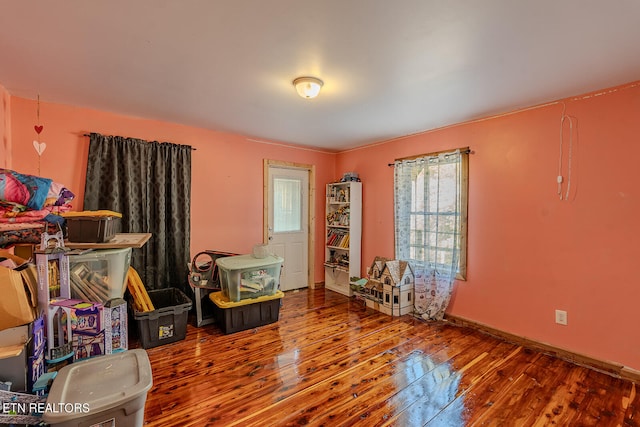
140, 288, 638, 426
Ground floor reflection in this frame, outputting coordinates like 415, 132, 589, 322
397, 352, 465, 426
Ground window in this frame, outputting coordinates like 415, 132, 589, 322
394, 148, 468, 280
273, 177, 302, 232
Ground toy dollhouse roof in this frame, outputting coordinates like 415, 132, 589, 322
381, 260, 414, 285
370, 256, 390, 273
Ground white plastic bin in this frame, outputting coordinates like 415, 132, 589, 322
67, 247, 132, 303
217, 254, 284, 302
43, 349, 153, 427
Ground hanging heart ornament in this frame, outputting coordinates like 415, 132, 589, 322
33, 140, 47, 155
34, 125, 44, 134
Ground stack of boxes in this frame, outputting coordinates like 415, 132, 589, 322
67, 248, 130, 357
34, 224, 131, 372
0, 214, 148, 425
36, 248, 75, 365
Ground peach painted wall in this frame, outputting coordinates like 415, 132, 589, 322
7, 96, 336, 281
6, 81, 639, 370
0, 84, 9, 168
336, 81, 640, 371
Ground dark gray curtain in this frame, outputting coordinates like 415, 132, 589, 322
83, 133, 191, 293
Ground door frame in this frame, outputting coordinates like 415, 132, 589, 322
263, 159, 316, 289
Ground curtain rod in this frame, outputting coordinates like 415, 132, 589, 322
82, 133, 196, 150
387, 148, 473, 167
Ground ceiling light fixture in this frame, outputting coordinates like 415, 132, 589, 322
293, 76, 323, 99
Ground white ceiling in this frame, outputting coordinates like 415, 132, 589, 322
1, 1, 639, 151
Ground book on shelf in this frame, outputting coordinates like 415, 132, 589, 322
326, 230, 350, 248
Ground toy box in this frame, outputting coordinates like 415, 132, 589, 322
104, 298, 128, 353
28, 351, 45, 395
216, 254, 283, 302
36, 251, 71, 314
72, 331, 105, 361
49, 299, 103, 335
44, 303, 74, 363
30, 316, 45, 356
28, 316, 46, 394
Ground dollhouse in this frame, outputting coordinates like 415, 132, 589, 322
360, 256, 415, 317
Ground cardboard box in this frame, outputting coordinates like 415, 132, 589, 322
29, 351, 45, 394
44, 304, 74, 362
50, 299, 104, 335
0, 264, 38, 331
104, 298, 128, 353
72, 331, 105, 361
36, 252, 71, 314
0, 324, 31, 392
31, 316, 45, 356
0, 249, 28, 266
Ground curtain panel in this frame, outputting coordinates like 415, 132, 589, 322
394, 149, 462, 321
84, 133, 192, 292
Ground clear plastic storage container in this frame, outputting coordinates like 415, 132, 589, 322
67, 247, 132, 303
216, 254, 283, 302
43, 349, 153, 427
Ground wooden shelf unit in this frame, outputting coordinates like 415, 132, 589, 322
324, 181, 361, 296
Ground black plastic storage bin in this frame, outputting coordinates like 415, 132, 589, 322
67, 216, 119, 243
133, 288, 192, 348
209, 290, 283, 334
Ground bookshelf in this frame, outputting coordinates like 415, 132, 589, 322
324, 181, 362, 296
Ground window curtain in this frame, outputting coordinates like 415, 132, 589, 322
83, 133, 191, 293
394, 149, 461, 321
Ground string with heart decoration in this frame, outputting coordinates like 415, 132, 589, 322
33, 94, 46, 175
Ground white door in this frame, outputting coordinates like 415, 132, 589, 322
267, 166, 309, 291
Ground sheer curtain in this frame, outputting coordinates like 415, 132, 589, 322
394, 149, 462, 321
83, 133, 192, 292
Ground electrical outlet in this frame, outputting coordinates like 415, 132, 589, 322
555, 309, 568, 325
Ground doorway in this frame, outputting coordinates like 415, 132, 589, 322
264, 160, 315, 291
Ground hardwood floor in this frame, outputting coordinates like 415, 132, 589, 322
140, 288, 638, 426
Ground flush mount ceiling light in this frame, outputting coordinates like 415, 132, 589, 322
293, 76, 324, 99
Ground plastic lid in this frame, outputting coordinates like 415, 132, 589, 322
66, 246, 132, 257
61, 210, 122, 218
43, 349, 153, 423
216, 254, 283, 270
210, 290, 284, 308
